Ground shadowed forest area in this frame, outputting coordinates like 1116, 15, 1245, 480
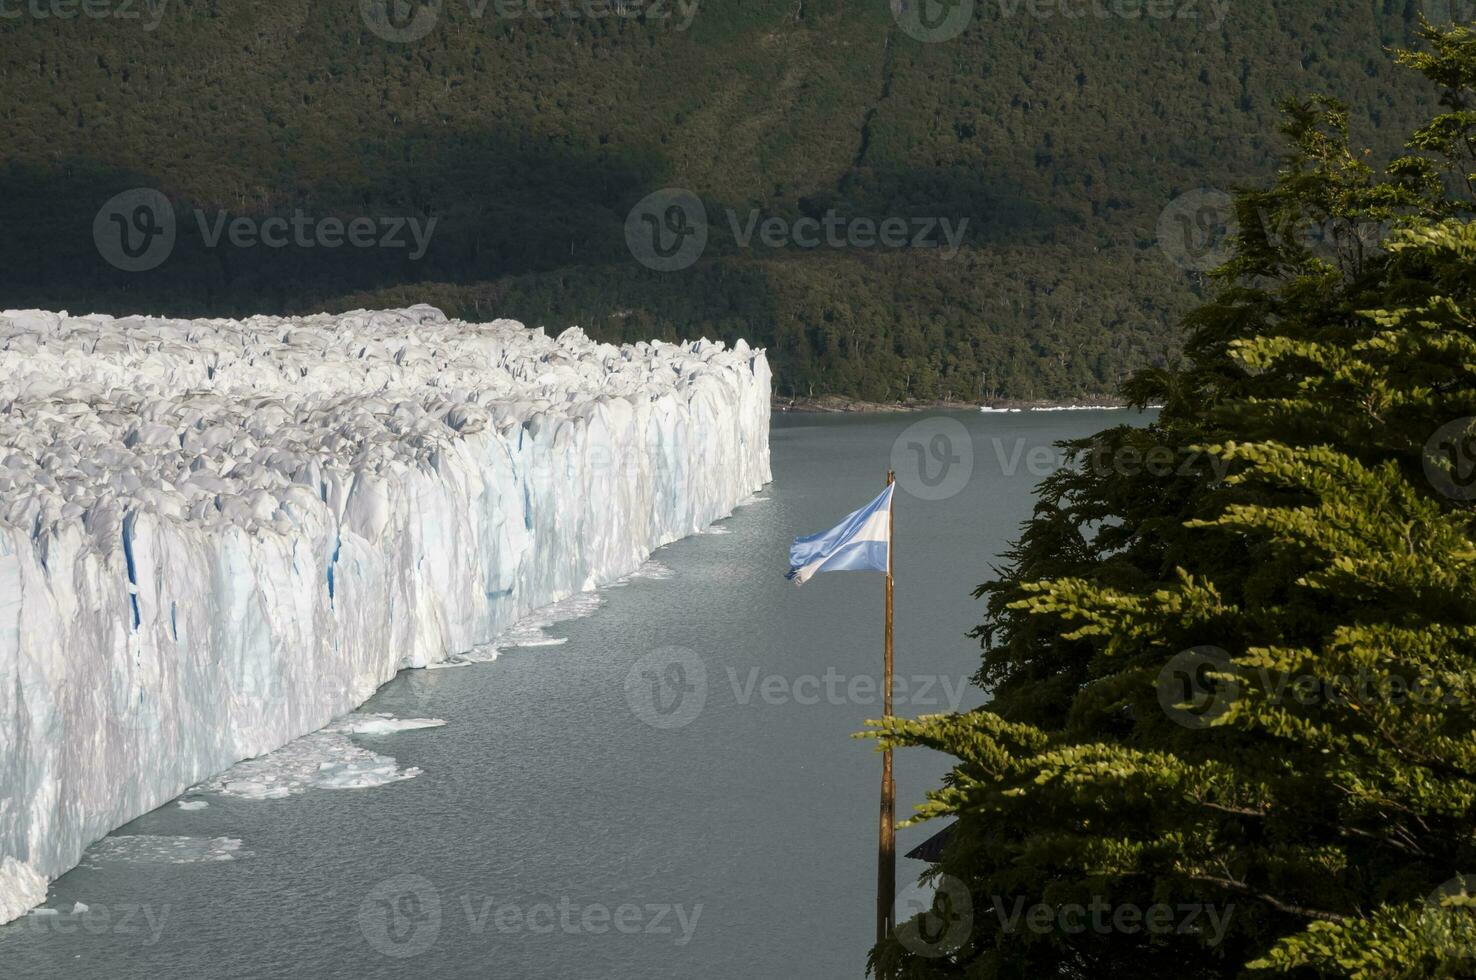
0, 0, 1440, 399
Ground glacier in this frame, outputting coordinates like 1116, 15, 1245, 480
0, 305, 771, 922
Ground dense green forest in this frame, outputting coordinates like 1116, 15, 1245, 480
868, 21, 1476, 978
0, 1, 1445, 399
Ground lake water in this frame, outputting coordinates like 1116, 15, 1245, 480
0, 409, 1150, 980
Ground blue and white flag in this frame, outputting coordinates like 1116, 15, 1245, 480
786, 484, 893, 586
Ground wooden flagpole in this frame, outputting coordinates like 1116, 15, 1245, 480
877, 470, 896, 945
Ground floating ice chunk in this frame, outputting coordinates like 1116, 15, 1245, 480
199, 732, 422, 800
177, 800, 209, 811
328, 713, 447, 735
70, 902, 90, 914
459, 645, 501, 665
83, 836, 248, 865
313, 758, 422, 791
1028, 404, 1124, 412
492, 591, 603, 649
496, 632, 570, 649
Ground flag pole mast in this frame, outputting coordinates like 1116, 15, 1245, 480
877, 469, 896, 946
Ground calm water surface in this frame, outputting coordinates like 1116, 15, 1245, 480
0, 409, 1150, 980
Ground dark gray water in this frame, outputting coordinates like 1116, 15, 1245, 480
0, 409, 1149, 980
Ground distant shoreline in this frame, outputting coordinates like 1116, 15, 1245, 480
771, 395, 1149, 414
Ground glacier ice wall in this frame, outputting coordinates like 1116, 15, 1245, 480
0, 306, 770, 921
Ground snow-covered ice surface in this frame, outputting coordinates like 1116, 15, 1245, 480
0, 305, 770, 921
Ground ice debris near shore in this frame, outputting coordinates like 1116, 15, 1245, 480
0, 305, 771, 923
82, 836, 248, 865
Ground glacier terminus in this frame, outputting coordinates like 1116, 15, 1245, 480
0, 305, 771, 923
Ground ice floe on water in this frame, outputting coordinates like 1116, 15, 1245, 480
1029, 404, 1123, 412
198, 731, 422, 801
615, 559, 675, 583
195, 712, 444, 800
24, 903, 90, 917
489, 590, 605, 649
459, 645, 501, 665
176, 800, 209, 811
425, 657, 474, 670
83, 836, 248, 865
327, 713, 447, 735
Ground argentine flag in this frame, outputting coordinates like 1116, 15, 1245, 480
786, 484, 893, 586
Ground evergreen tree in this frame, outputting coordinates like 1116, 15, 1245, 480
867, 22, 1476, 979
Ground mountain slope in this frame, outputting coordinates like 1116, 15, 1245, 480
0, 0, 1440, 399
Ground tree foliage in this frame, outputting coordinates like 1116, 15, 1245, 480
867, 21, 1476, 979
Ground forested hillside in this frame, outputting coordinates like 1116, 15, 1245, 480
0, 0, 1442, 399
